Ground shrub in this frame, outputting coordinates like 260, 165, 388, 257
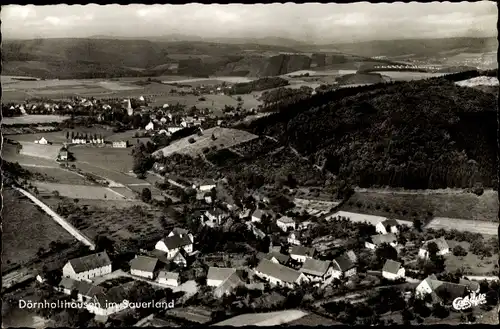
452, 245, 468, 257
188, 137, 196, 144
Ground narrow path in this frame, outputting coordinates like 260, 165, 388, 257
13, 187, 95, 250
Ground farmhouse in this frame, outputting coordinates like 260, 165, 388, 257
259, 251, 290, 265
209, 269, 244, 298
58, 147, 69, 161
207, 267, 238, 287
382, 260, 405, 280
365, 233, 398, 250
276, 216, 296, 232
155, 234, 194, 259
331, 254, 357, 279
87, 286, 129, 316
130, 255, 158, 279
375, 219, 400, 235
254, 259, 308, 288
112, 141, 129, 148
158, 271, 179, 286
287, 231, 302, 246
193, 179, 216, 192
289, 245, 316, 263
34, 137, 48, 144
57, 277, 105, 302
415, 275, 478, 303
418, 237, 450, 259
299, 258, 334, 282
201, 208, 229, 228
171, 250, 188, 267
62, 252, 112, 282
168, 227, 194, 243
251, 209, 266, 223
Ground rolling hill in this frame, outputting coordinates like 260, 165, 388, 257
244, 70, 498, 190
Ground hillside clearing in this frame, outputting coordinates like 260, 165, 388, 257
153, 127, 258, 157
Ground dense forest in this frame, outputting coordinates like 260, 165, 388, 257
243, 70, 498, 189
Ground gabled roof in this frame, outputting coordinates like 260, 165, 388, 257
215, 272, 243, 295
333, 254, 356, 272
300, 258, 332, 277
255, 259, 303, 284
382, 259, 402, 274
290, 245, 315, 257
420, 275, 469, 301
161, 234, 192, 250
68, 252, 111, 274
207, 267, 236, 282
130, 256, 158, 273
370, 233, 397, 245
252, 209, 265, 219
264, 252, 290, 265
170, 227, 190, 236
199, 179, 216, 186
421, 237, 449, 251
277, 216, 294, 224
58, 277, 100, 297
158, 271, 179, 281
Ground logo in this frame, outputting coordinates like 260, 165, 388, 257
452, 287, 487, 311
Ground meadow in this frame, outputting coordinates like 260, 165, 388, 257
2, 188, 74, 272
2, 115, 68, 125
33, 181, 131, 200
368, 71, 449, 81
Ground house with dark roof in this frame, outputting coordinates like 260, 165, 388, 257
418, 237, 450, 259
287, 231, 302, 246
299, 258, 334, 282
365, 233, 398, 250
214, 271, 244, 298
155, 233, 194, 259
62, 252, 112, 282
416, 275, 476, 303
58, 146, 68, 161
331, 254, 357, 279
260, 251, 290, 265
254, 259, 309, 288
193, 179, 216, 192
57, 277, 105, 302
375, 219, 400, 235
382, 259, 405, 280
251, 209, 266, 223
168, 227, 194, 244
88, 285, 129, 316
201, 208, 229, 228
130, 255, 159, 279
289, 245, 316, 263
207, 267, 237, 287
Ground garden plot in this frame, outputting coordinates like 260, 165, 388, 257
32, 182, 131, 200
425, 217, 498, 236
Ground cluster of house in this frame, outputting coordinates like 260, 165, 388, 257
70, 134, 105, 145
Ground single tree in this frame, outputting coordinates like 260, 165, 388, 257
141, 188, 152, 203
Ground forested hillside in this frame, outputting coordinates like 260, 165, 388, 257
245, 70, 498, 189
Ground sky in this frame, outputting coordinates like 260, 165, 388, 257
1, 2, 497, 43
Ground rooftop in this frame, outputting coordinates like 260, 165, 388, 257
382, 259, 402, 274
255, 259, 303, 283
68, 252, 111, 274
130, 255, 158, 273
300, 258, 332, 277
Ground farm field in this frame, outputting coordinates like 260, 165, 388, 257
73, 161, 144, 185
2, 146, 60, 167
21, 166, 93, 185
425, 217, 498, 236
326, 210, 413, 227
161, 76, 254, 84
154, 127, 258, 157
71, 146, 135, 173
2, 115, 68, 125
444, 240, 498, 275
32, 181, 132, 200
342, 190, 498, 222
2, 188, 74, 272
369, 71, 449, 81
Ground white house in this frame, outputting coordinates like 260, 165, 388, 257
62, 252, 112, 282
130, 255, 158, 279
167, 126, 183, 134
155, 233, 193, 259
87, 287, 129, 316
35, 137, 48, 144
287, 231, 302, 246
254, 259, 309, 289
158, 271, 179, 286
382, 259, 405, 280
276, 216, 296, 232
331, 254, 357, 279
289, 245, 316, 263
112, 141, 128, 148
145, 121, 155, 131
418, 237, 450, 259
375, 219, 400, 235
201, 208, 228, 228
365, 233, 398, 250
57, 277, 104, 302
299, 258, 334, 282
251, 209, 266, 223
194, 179, 216, 192
415, 275, 476, 303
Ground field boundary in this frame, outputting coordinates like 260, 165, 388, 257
13, 187, 95, 250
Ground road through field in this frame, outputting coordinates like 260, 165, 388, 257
13, 187, 95, 250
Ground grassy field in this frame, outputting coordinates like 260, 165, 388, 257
2, 188, 75, 272
426, 217, 498, 236
2, 146, 60, 167
445, 240, 498, 275
154, 127, 258, 157
74, 161, 144, 185
2, 115, 68, 125
21, 166, 93, 185
369, 71, 449, 81
71, 146, 135, 173
6, 126, 115, 143
342, 190, 498, 222
33, 181, 132, 200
